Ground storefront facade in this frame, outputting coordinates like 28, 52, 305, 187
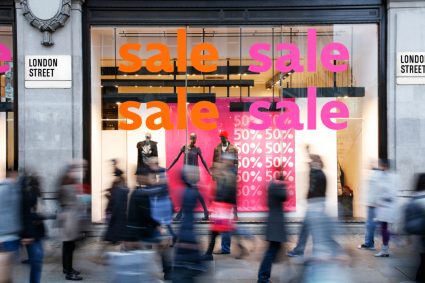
12, 0, 425, 224
83, 0, 386, 222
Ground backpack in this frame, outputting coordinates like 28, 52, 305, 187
404, 195, 425, 235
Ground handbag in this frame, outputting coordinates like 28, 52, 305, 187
210, 201, 235, 232
404, 195, 425, 235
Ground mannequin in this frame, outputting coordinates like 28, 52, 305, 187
167, 133, 211, 220
136, 132, 158, 176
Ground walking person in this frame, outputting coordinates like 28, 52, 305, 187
126, 166, 173, 281
373, 159, 399, 257
257, 173, 287, 283
287, 147, 327, 257
203, 153, 248, 261
57, 161, 87, 281
173, 166, 207, 283
404, 173, 425, 282
20, 171, 49, 283
0, 170, 21, 283
357, 162, 382, 250
100, 160, 129, 260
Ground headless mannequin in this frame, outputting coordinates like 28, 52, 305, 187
167, 133, 211, 221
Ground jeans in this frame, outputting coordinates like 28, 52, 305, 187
293, 200, 341, 257
221, 232, 231, 253
257, 241, 282, 283
364, 206, 376, 247
27, 240, 44, 283
293, 219, 308, 254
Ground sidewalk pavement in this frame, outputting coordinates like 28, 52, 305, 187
12, 234, 418, 283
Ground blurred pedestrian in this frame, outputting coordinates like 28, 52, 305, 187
0, 170, 21, 283
358, 162, 382, 250
257, 173, 287, 283
125, 166, 172, 281
173, 166, 207, 283
20, 171, 49, 283
404, 173, 425, 282
97, 160, 129, 262
211, 130, 239, 255
57, 161, 87, 281
287, 147, 328, 258
374, 159, 399, 257
203, 153, 248, 261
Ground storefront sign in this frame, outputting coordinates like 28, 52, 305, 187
24, 55, 72, 88
397, 52, 425, 84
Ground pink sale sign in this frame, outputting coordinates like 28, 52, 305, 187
166, 98, 296, 212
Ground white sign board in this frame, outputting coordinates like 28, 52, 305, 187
397, 52, 425, 84
25, 55, 72, 88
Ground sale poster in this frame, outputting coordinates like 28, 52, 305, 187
166, 98, 296, 212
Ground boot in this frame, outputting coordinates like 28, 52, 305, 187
374, 245, 389, 257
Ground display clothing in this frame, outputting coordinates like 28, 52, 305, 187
136, 140, 158, 175
212, 142, 238, 173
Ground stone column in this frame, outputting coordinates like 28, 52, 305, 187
387, 0, 425, 192
15, 0, 84, 204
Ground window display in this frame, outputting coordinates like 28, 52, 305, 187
91, 25, 378, 222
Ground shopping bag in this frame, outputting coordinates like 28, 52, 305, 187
0, 252, 13, 283
210, 201, 234, 232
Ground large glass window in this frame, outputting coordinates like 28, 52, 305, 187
0, 25, 14, 179
90, 25, 378, 222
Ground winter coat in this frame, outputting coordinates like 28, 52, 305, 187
374, 171, 399, 223
265, 180, 287, 243
21, 175, 46, 240
365, 169, 382, 207
307, 169, 327, 199
126, 185, 166, 241
103, 184, 129, 243
57, 184, 83, 242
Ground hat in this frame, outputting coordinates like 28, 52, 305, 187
219, 130, 228, 138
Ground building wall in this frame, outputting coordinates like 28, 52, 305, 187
387, 0, 425, 193
14, 0, 84, 208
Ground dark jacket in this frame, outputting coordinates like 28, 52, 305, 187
307, 169, 327, 199
104, 184, 129, 243
174, 177, 204, 272
21, 175, 45, 240
265, 180, 287, 242
126, 185, 167, 241
212, 142, 238, 174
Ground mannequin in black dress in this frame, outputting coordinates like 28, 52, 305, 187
167, 133, 211, 220
136, 132, 158, 185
